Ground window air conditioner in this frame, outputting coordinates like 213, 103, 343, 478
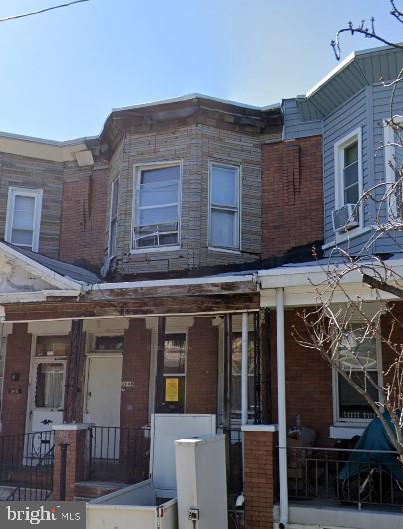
332, 204, 359, 233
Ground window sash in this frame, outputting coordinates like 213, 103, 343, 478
108, 178, 119, 257
5, 188, 42, 251
209, 163, 240, 249
133, 164, 180, 249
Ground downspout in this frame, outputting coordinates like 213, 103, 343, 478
276, 288, 288, 527
241, 312, 249, 426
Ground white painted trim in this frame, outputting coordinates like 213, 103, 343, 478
207, 246, 241, 255
208, 161, 241, 251
5, 187, 43, 252
130, 245, 181, 255
131, 160, 183, 252
242, 424, 278, 432
0, 241, 83, 290
90, 273, 256, 291
333, 127, 363, 234
329, 425, 365, 439
322, 225, 373, 250
383, 116, 403, 220
241, 313, 249, 426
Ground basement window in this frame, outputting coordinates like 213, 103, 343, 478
5, 187, 43, 252
132, 162, 181, 250
208, 162, 240, 250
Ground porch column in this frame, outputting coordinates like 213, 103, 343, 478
52, 424, 91, 501
276, 288, 288, 526
242, 424, 278, 529
64, 320, 86, 424
241, 312, 249, 426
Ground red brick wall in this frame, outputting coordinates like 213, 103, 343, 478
2, 323, 32, 436
186, 317, 218, 414
270, 309, 333, 446
244, 430, 276, 529
59, 167, 108, 269
121, 319, 151, 429
53, 428, 88, 501
262, 136, 323, 258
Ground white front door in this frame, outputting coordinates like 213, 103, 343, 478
85, 355, 123, 427
86, 355, 123, 460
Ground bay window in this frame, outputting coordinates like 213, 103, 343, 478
209, 162, 240, 250
133, 162, 181, 249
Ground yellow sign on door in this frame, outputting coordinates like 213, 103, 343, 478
165, 378, 179, 402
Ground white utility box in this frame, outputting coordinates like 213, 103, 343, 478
176, 434, 228, 529
86, 414, 216, 529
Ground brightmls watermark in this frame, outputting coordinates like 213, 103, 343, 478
0, 502, 86, 528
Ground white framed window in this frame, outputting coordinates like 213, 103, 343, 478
334, 128, 363, 228
208, 162, 240, 250
5, 187, 43, 252
132, 161, 181, 250
332, 323, 382, 424
108, 176, 120, 257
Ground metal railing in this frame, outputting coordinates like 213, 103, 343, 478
0, 431, 55, 501
284, 445, 403, 509
88, 426, 150, 483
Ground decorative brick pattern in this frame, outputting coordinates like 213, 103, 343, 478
244, 430, 276, 529
186, 317, 218, 414
262, 136, 323, 258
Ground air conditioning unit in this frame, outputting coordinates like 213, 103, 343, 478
332, 204, 359, 233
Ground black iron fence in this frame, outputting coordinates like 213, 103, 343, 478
0, 431, 55, 501
284, 445, 403, 509
88, 426, 150, 483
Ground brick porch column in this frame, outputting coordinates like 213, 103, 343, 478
52, 424, 92, 501
242, 424, 278, 529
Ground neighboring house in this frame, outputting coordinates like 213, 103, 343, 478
257, 44, 403, 529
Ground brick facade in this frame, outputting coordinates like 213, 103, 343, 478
186, 317, 218, 414
243, 429, 276, 529
59, 166, 109, 270
262, 136, 323, 258
1, 323, 32, 436
121, 319, 151, 429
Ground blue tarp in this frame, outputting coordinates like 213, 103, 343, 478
338, 411, 403, 482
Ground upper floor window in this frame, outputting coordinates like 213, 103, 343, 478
108, 176, 120, 257
5, 187, 43, 252
333, 129, 362, 233
209, 162, 240, 250
132, 162, 181, 250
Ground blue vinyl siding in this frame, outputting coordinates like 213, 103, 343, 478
282, 99, 322, 140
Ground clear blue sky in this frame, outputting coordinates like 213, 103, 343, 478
0, 0, 400, 140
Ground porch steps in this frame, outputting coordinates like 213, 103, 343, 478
7, 466, 53, 486
74, 481, 127, 501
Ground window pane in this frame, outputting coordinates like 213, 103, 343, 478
14, 195, 35, 214
231, 332, 255, 414
111, 179, 119, 218
11, 229, 33, 246
95, 335, 124, 351
338, 327, 377, 370
343, 161, 358, 190
344, 184, 359, 205
163, 334, 186, 374
344, 142, 358, 167
13, 210, 35, 230
211, 165, 238, 207
36, 336, 69, 357
210, 209, 236, 248
140, 177, 179, 207
141, 165, 180, 186
35, 363, 64, 409
139, 205, 178, 226
338, 371, 378, 420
